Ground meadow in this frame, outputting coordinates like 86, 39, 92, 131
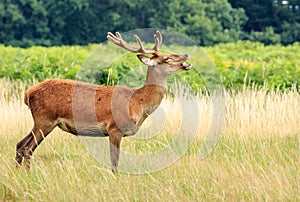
0, 42, 299, 201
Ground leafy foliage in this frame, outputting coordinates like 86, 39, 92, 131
0, 42, 299, 91
1, 0, 299, 46
207, 41, 300, 90
0, 44, 92, 81
229, 0, 300, 44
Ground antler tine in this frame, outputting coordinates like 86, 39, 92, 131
115, 32, 121, 38
134, 35, 146, 53
133, 34, 158, 54
153, 31, 162, 51
157, 31, 162, 45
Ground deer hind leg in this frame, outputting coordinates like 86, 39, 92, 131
109, 132, 123, 174
16, 120, 57, 169
16, 132, 33, 167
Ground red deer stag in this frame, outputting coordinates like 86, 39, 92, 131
16, 31, 192, 173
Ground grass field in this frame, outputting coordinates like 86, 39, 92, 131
0, 79, 299, 201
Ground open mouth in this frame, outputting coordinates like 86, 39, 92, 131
181, 61, 192, 70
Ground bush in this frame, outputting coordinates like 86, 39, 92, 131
0, 42, 299, 91
248, 27, 281, 45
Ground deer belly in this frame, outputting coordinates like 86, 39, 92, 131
57, 119, 108, 137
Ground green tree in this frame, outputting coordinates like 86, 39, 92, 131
0, 0, 26, 45
281, 22, 300, 45
43, 0, 91, 45
228, 0, 278, 32
19, 0, 49, 46
149, 0, 247, 46
0, 0, 50, 47
249, 27, 281, 44
229, 0, 300, 44
8, 0, 300, 46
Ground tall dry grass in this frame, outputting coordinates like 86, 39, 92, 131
0, 79, 299, 201
226, 85, 300, 138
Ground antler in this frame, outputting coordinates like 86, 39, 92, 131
107, 31, 162, 54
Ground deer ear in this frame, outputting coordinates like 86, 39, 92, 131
137, 54, 153, 65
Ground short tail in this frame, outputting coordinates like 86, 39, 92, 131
24, 91, 29, 106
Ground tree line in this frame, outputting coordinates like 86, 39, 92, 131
0, 0, 299, 47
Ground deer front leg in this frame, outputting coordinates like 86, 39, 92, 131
109, 132, 123, 174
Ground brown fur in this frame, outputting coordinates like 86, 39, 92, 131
16, 37, 191, 173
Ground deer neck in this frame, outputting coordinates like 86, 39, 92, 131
145, 65, 168, 89
138, 65, 167, 105
129, 66, 167, 126
131, 83, 166, 128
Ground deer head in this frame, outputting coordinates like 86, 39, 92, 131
107, 31, 192, 76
